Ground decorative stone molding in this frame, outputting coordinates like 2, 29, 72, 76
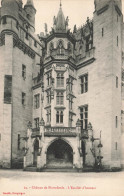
15, 39, 35, 59
76, 119, 81, 127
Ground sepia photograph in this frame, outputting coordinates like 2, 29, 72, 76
0, 0, 124, 195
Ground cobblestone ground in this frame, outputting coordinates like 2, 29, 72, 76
0, 169, 124, 196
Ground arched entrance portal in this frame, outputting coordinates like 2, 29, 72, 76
47, 139, 73, 168
33, 139, 39, 166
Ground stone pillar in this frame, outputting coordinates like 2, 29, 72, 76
76, 119, 83, 169
23, 121, 32, 169
23, 156, 26, 168
40, 118, 45, 142
37, 118, 45, 169
86, 122, 95, 167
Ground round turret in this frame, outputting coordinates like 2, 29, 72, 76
1, 0, 20, 19
24, 0, 36, 27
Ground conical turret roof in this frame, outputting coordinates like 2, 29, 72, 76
55, 3, 66, 32
25, 0, 34, 7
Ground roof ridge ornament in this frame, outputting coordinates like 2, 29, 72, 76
60, 0, 62, 8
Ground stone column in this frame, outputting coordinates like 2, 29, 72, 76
86, 122, 95, 167
76, 119, 83, 169
23, 121, 32, 169
37, 118, 45, 169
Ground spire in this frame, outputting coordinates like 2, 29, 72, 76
60, 0, 62, 8
55, 1, 66, 32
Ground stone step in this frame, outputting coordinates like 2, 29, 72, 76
41, 167, 78, 172
24, 166, 37, 172
24, 166, 94, 172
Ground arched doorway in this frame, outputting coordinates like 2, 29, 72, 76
47, 139, 73, 168
33, 139, 39, 166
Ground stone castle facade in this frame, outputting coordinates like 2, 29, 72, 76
0, 0, 124, 171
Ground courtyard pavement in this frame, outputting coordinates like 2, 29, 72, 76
0, 169, 124, 196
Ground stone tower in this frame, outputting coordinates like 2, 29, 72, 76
24, 0, 36, 30
93, 0, 122, 168
0, 0, 42, 168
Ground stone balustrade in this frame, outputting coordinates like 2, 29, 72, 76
44, 127, 77, 137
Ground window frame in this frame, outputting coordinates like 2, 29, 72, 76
117, 36, 118, 46
102, 27, 104, 37
56, 110, 64, 124
57, 73, 64, 87
18, 134, 20, 150
46, 109, 51, 123
116, 76, 118, 88
80, 105, 88, 130
22, 64, 26, 80
34, 118, 39, 128
56, 92, 64, 105
46, 72, 52, 86
46, 90, 51, 105
34, 94, 40, 109
80, 73, 88, 94
22, 92, 26, 106
69, 76, 73, 92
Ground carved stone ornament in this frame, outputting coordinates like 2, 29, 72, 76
27, 121, 32, 129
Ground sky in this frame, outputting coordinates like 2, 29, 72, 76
24, 0, 124, 34
1, 0, 124, 34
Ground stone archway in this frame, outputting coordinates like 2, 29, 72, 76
46, 139, 73, 168
33, 139, 39, 166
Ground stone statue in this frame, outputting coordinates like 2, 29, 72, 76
53, 16, 57, 25
66, 16, 69, 26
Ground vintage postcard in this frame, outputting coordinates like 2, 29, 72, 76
0, 0, 124, 195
